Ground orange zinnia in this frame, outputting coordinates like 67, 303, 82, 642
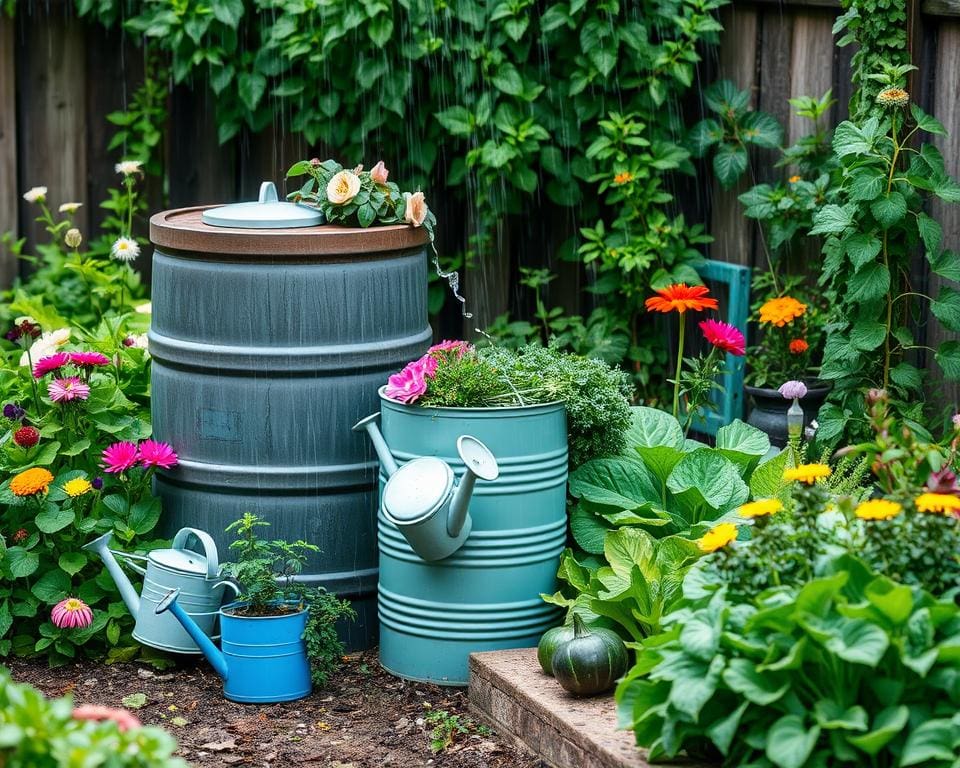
789, 338, 809, 354
759, 296, 807, 327
645, 284, 718, 314
613, 171, 634, 185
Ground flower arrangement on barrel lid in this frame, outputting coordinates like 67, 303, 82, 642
644, 283, 745, 430
381, 341, 633, 467
285, 158, 436, 240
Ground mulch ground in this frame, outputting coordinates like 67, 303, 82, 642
6, 650, 538, 768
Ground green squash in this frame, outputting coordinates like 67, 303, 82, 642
550, 614, 629, 696
537, 625, 576, 676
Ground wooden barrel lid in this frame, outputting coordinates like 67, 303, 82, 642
150, 206, 431, 257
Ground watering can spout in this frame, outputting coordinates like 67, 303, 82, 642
82, 532, 141, 617
156, 589, 229, 680
352, 412, 399, 477
447, 436, 500, 538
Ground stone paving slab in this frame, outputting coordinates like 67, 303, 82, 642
468, 648, 707, 768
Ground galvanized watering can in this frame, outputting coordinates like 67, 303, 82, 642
156, 588, 312, 704
353, 412, 500, 561
83, 527, 237, 654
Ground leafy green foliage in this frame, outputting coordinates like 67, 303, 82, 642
0, 669, 187, 767
303, 590, 357, 688
811, 67, 960, 447
423, 707, 489, 754
419, 344, 633, 467
615, 554, 960, 767
689, 80, 782, 188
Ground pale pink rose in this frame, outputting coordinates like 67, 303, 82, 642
404, 191, 428, 227
371, 161, 389, 185
326, 170, 362, 205
384, 354, 438, 404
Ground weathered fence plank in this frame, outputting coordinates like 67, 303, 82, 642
0, 15, 17, 287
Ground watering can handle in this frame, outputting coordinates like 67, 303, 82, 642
213, 580, 241, 599
171, 528, 219, 580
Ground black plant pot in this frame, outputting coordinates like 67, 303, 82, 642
744, 381, 833, 448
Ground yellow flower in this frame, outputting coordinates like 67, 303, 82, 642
697, 523, 739, 553
613, 171, 634, 185
915, 493, 960, 515
783, 463, 832, 485
10, 467, 54, 497
738, 499, 783, 519
62, 477, 93, 498
855, 499, 903, 521
759, 297, 807, 327
788, 175, 801, 183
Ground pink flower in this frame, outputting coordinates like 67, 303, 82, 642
384, 355, 437, 404
69, 351, 111, 367
32, 352, 70, 378
428, 340, 472, 359
779, 380, 808, 400
73, 705, 141, 732
102, 441, 139, 474
48, 377, 90, 403
51, 597, 93, 629
698, 320, 745, 356
403, 191, 428, 227
138, 439, 178, 469
953, 413, 960, 431
370, 161, 389, 184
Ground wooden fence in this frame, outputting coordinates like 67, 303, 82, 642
1, 0, 958, 404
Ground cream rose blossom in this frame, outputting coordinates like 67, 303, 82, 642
20, 328, 71, 367
404, 191, 428, 227
326, 170, 362, 205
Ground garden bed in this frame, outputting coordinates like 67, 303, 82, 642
6, 652, 535, 768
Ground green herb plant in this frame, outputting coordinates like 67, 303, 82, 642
423, 707, 490, 754
810, 64, 960, 448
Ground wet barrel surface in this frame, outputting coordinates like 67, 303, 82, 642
149, 208, 431, 650
377, 394, 567, 684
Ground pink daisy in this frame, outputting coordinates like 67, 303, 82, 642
138, 439, 178, 469
33, 352, 71, 379
699, 319, 746, 356
102, 441, 139, 474
69, 351, 111, 367
51, 597, 94, 629
48, 377, 91, 403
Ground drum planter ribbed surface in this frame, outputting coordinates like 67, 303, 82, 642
377, 391, 567, 685
148, 205, 431, 652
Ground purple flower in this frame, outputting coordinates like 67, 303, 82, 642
3, 403, 24, 421
779, 380, 808, 400
91, 477, 104, 490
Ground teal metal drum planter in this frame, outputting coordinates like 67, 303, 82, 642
375, 390, 568, 685
157, 589, 312, 704
148, 184, 432, 651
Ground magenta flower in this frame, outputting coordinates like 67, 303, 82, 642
102, 441, 139, 474
428, 339, 472, 359
698, 320, 745, 356
138, 439, 178, 469
48, 377, 90, 403
384, 355, 438, 404
779, 380, 808, 400
32, 352, 71, 378
69, 351, 111, 368
51, 597, 94, 629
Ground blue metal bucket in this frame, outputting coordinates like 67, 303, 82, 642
377, 392, 567, 685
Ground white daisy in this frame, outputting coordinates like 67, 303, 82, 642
22, 186, 47, 203
59, 202, 83, 214
111, 237, 141, 262
115, 160, 143, 176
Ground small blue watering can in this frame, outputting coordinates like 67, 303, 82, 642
156, 589, 312, 704
353, 412, 500, 561
83, 528, 237, 654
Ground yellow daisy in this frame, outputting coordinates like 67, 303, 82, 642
915, 493, 960, 515
855, 499, 903, 521
738, 499, 783, 519
697, 523, 739, 553
783, 463, 832, 485
62, 477, 93, 498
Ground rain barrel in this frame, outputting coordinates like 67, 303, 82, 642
148, 199, 431, 651
377, 391, 567, 684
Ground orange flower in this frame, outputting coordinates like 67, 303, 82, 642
645, 284, 718, 314
613, 171, 634, 185
759, 296, 807, 327
788, 175, 801, 183
789, 339, 809, 354
9, 467, 54, 497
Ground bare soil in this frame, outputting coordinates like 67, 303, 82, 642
6, 651, 537, 768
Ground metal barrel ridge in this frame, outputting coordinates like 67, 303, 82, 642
148, 208, 432, 651
377, 393, 568, 685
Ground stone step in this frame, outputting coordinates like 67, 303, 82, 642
468, 647, 666, 768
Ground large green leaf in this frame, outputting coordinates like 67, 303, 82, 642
823, 617, 890, 667
30, 570, 71, 603
5, 547, 39, 579
847, 706, 909, 756
900, 719, 958, 766
722, 658, 790, 705
35, 504, 75, 534
624, 406, 686, 483
569, 457, 661, 510
715, 419, 770, 476
604, 527, 656, 579
750, 451, 791, 499
666, 449, 749, 523
570, 506, 613, 554
931, 286, 960, 331
766, 715, 821, 768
